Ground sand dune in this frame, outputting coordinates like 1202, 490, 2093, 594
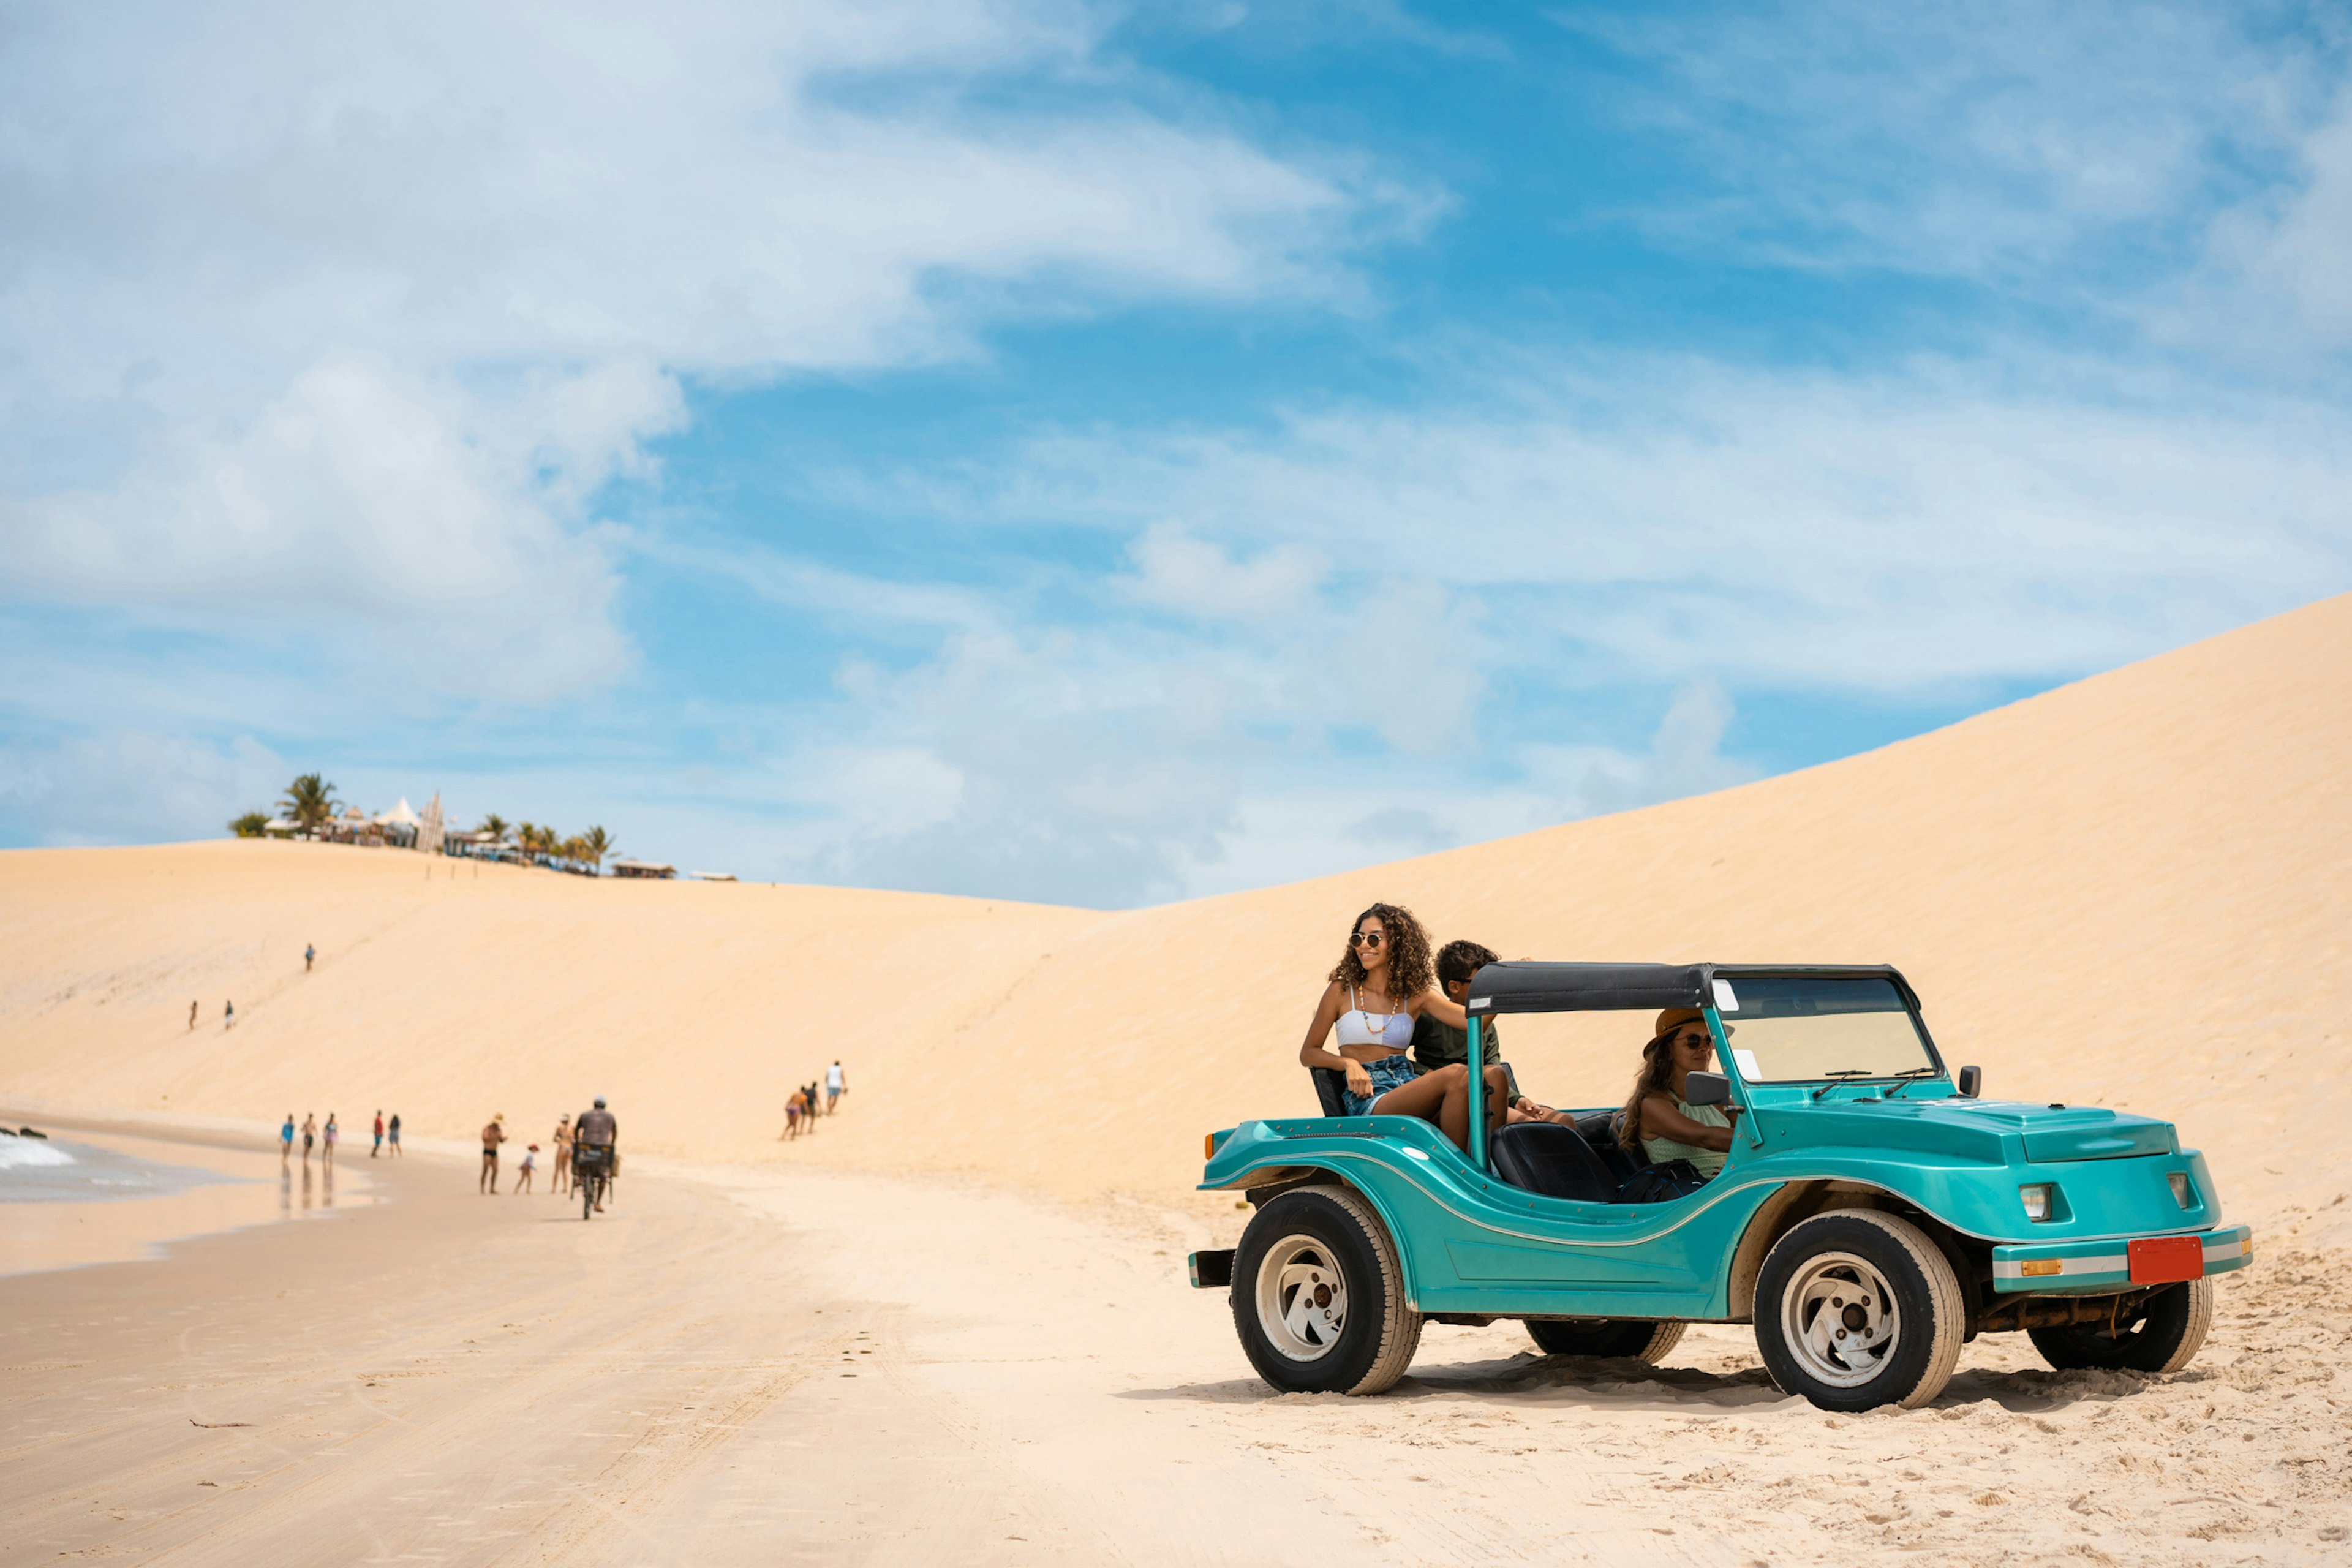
2, 592, 2348, 1224
9, 595, 2352, 1567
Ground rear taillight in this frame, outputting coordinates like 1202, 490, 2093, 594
2168, 1172, 2194, 1208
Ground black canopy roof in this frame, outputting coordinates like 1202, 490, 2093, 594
1463, 962, 1916, 1016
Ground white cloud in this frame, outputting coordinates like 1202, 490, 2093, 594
0, 731, 289, 847
1572, 1, 2321, 284
962, 355, 2352, 691
0, 0, 1398, 696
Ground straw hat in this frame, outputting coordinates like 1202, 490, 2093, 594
1653, 1008, 1705, 1041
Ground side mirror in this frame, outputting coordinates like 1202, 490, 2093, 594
1956, 1065, 1981, 1098
1684, 1071, 1731, 1107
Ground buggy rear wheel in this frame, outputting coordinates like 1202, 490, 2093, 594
2029, 1278, 2212, 1374
1754, 1210, 1964, 1411
1231, 1185, 1421, 1395
1526, 1318, 1685, 1363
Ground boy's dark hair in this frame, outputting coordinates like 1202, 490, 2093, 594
1434, 939, 1499, 987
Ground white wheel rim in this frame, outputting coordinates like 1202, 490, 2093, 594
1254, 1235, 1349, 1362
1781, 1251, 1899, 1388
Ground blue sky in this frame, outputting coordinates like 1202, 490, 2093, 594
4, 1, 2350, 905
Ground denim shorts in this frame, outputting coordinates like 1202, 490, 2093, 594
1343, 1052, 1422, 1117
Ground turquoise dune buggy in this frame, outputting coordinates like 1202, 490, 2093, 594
1190, 963, 2252, 1411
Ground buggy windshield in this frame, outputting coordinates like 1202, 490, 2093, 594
1716, 975, 1937, 1085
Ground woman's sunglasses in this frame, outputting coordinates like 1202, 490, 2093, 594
1350, 930, 1385, 948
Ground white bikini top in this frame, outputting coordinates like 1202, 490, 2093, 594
1334, 986, 1412, 1052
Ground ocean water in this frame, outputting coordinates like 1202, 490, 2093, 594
0, 1131, 244, 1204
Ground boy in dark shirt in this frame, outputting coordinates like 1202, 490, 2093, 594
1415, 940, 1579, 1124
1412, 940, 1502, 1072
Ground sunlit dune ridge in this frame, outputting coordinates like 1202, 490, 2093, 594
2, 592, 2346, 1218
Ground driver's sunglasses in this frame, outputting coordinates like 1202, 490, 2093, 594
1350, 930, 1385, 948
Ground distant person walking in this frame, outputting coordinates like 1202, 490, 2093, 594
514, 1144, 538, 1194
826, 1061, 846, 1114
190, 1001, 199, 1031
783, 1088, 805, 1140
304, 943, 315, 972
480, 1115, 507, 1193
224, 1000, 235, 1030
323, 1114, 339, 1166
551, 1115, 573, 1195
280, 1114, 295, 1161
372, 1110, 384, 1157
387, 1112, 402, 1156
300, 1114, 316, 1164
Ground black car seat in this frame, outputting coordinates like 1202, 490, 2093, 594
1487, 1121, 1619, 1204
1575, 1110, 1640, 1187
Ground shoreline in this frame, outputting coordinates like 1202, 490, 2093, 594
0, 1110, 382, 1278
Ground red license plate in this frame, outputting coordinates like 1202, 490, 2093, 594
2128, 1235, 2204, 1284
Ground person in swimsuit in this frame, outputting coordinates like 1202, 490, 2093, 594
322, 1113, 339, 1166
783, 1090, 804, 1140
552, 1115, 573, 1194
481, 1114, 507, 1193
301, 1113, 316, 1163
280, 1114, 295, 1162
1295, 903, 1506, 1152
1619, 1008, 1742, 1178
514, 1144, 538, 1194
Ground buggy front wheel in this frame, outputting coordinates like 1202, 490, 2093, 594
1231, 1185, 1421, 1395
1754, 1210, 1964, 1411
2029, 1278, 2212, 1374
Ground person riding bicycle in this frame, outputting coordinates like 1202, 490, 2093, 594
573, 1096, 618, 1212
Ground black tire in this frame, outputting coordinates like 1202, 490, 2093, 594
1754, 1210, 1964, 1412
1526, 1318, 1686, 1363
2029, 1278, 2212, 1374
1231, 1185, 1422, 1395
581, 1174, 595, 1220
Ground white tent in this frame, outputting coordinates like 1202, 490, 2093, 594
375, 798, 421, 829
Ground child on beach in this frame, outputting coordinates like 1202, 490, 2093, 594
280, 1114, 295, 1161
515, 1144, 538, 1194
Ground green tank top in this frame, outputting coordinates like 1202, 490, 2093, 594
1641, 1099, 1730, 1178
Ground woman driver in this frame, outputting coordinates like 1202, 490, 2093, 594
1297, 903, 1510, 1152
1618, 1008, 1741, 1177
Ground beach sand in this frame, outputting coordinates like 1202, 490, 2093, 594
5, 1123, 2346, 1566
3, 592, 2351, 1562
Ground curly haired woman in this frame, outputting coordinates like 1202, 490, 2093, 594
1297, 903, 1508, 1151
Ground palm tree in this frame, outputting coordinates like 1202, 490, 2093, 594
476, 813, 510, 845
559, 835, 587, 870
577, 825, 615, 873
513, 821, 540, 862
279, 774, 339, 834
